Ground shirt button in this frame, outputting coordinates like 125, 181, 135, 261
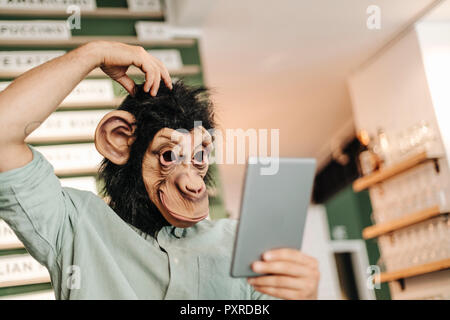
175, 228, 184, 238
173, 257, 179, 264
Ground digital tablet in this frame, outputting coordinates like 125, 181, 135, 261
230, 157, 316, 277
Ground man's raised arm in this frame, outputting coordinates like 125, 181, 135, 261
0, 41, 172, 172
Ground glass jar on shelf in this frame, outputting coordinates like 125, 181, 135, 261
357, 129, 382, 176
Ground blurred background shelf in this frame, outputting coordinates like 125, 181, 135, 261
0, 65, 201, 79
0, 37, 196, 48
362, 205, 445, 239
0, 276, 51, 289
353, 151, 441, 192
26, 136, 94, 144
90, 65, 201, 77
58, 97, 124, 109
54, 167, 99, 177
0, 243, 24, 250
0, 8, 163, 19
378, 258, 450, 283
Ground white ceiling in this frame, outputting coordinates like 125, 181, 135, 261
421, 0, 450, 21
169, 0, 446, 215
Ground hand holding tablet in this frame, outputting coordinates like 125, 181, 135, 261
231, 157, 320, 299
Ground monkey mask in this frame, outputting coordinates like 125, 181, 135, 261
94, 82, 216, 236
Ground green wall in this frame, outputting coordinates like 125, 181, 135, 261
325, 185, 391, 300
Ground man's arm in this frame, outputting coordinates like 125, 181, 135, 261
0, 40, 171, 172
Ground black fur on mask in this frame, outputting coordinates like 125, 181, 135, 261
98, 80, 216, 238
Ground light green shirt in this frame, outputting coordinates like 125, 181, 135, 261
0, 146, 274, 300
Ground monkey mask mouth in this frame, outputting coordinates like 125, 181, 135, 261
142, 127, 213, 228
158, 179, 209, 223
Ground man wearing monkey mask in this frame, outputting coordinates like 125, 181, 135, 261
0, 41, 320, 300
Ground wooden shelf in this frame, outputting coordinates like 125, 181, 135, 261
26, 135, 94, 145
88, 65, 201, 77
58, 97, 124, 109
353, 151, 440, 192
378, 258, 450, 283
0, 36, 196, 48
363, 205, 445, 239
0, 7, 164, 19
54, 167, 99, 177
0, 242, 24, 250
0, 65, 200, 79
0, 276, 51, 288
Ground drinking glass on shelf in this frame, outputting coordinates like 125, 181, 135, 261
410, 229, 421, 266
391, 233, 400, 269
370, 212, 377, 225
379, 236, 395, 271
418, 226, 430, 264
436, 216, 450, 260
420, 121, 438, 154
427, 221, 438, 262
424, 188, 434, 210
431, 185, 442, 208
377, 257, 387, 273
377, 128, 392, 166
398, 131, 410, 161
397, 231, 410, 269
375, 210, 385, 224
408, 172, 418, 195
409, 194, 419, 215
389, 199, 401, 220
401, 195, 412, 217
404, 230, 416, 268
407, 126, 418, 156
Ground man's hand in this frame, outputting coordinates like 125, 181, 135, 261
247, 248, 320, 300
0, 40, 172, 172
94, 41, 172, 96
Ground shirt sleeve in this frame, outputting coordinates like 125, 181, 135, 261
0, 145, 77, 269
251, 286, 282, 300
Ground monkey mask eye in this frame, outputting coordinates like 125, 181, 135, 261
160, 150, 178, 166
192, 149, 208, 166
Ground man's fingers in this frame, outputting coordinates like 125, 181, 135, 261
263, 248, 318, 266
247, 275, 304, 290
133, 47, 171, 94
115, 74, 136, 96
252, 285, 300, 300
159, 65, 172, 90
252, 261, 311, 277
133, 49, 155, 93
150, 69, 161, 97
142, 63, 156, 93
152, 58, 172, 90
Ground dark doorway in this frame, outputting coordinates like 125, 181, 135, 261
334, 252, 360, 300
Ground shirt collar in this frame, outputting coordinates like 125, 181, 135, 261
169, 226, 186, 238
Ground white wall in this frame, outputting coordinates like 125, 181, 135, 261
302, 205, 341, 300
416, 22, 450, 169
348, 27, 442, 145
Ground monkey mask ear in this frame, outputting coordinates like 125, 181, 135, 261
94, 110, 136, 165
